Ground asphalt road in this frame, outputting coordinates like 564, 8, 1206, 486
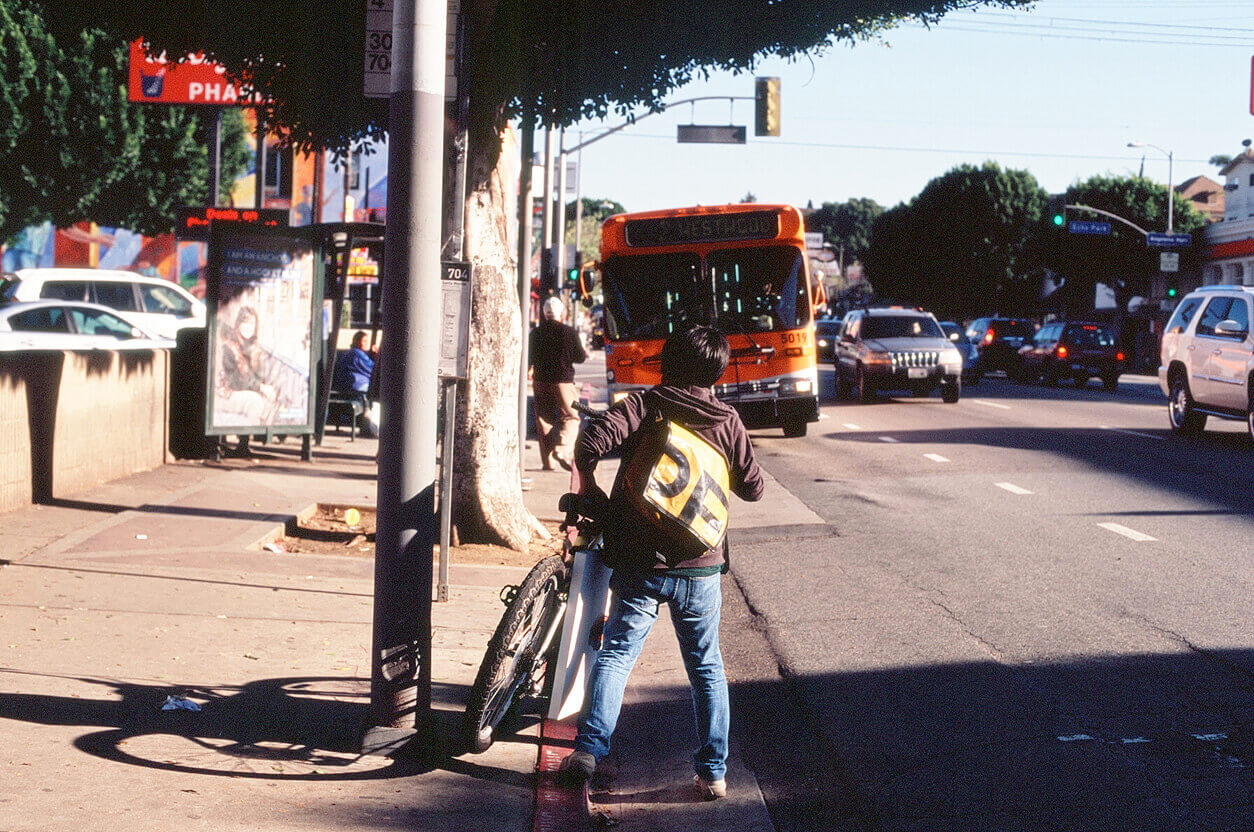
722, 369, 1254, 832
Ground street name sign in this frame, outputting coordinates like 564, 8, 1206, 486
677, 124, 747, 144
1146, 233, 1192, 248
1069, 220, 1111, 235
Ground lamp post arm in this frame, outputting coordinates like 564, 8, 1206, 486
1068, 203, 1151, 238
562, 96, 753, 154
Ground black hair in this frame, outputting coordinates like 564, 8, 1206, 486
660, 324, 729, 387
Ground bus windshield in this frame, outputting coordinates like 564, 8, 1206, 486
601, 252, 703, 340
709, 246, 808, 334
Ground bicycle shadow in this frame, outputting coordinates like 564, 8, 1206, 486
0, 669, 529, 787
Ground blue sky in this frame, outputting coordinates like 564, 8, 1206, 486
567, 0, 1254, 214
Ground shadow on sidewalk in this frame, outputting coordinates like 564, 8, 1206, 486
0, 669, 528, 789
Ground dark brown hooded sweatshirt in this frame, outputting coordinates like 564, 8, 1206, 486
573, 384, 764, 574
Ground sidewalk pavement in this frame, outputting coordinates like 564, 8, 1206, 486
0, 352, 819, 831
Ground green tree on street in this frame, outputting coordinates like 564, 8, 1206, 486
806, 197, 884, 267
47, 0, 1036, 547
864, 162, 1047, 320
0, 1, 248, 241
1046, 174, 1207, 317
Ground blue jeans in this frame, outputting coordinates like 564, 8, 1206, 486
574, 571, 729, 782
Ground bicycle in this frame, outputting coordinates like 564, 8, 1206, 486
462, 478, 605, 754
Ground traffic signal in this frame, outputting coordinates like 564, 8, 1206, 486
1167, 286, 1178, 298
566, 266, 579, 286
755, 77, 780, 137
1047, 194, 1066, 228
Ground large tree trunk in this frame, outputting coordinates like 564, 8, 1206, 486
450, 134, 539, 551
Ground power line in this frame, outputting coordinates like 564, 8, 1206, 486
586, 129, 1215, 167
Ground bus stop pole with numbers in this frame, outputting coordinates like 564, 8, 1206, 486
364, 0, 446, 755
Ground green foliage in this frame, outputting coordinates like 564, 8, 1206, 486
0, 1, 251, 240
806, 197, 884, 264
1045, 174, 1207, 310
863, 162, 1047, 319
38, 0, 1034, 156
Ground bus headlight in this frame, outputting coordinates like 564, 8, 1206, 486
779, 379, 814, 395
817, 338, 829, 348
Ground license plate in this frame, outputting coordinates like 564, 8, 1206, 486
907, 367, 928, 379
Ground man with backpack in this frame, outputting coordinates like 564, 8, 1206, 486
558, 324, 764, 800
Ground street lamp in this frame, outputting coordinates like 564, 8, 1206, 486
1127, 141, 1174, 234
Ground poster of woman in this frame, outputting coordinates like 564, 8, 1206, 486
206, 226, 321, 434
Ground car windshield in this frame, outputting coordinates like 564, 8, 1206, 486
816, 319, 841, 336
863, 315, 943, 339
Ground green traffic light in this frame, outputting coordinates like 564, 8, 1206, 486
1052, 214, 1064, 227
1167, 288, 1177, 298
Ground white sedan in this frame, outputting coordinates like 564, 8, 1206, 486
0, 300, 176, 351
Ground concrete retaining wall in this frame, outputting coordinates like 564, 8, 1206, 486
0, 350, 169, 511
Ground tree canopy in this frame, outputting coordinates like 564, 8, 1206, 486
863, 162, 1046, 319
0, 0, 250, 240
806, 197, 884, 264
44, 0, 1035, 155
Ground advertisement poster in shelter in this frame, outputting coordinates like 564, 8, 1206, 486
205, 224, 322, 435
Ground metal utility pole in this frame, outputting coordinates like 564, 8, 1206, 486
364, 0, 446, 756
254, 112, 267, 210
541, 128, 557, 292
555, 139, 568, 289
517, 121, 535, 469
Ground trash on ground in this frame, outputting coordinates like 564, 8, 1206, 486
263, 541, 286, 553
161, 695, 201, 712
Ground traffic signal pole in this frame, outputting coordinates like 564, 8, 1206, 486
363, 0, 446, 756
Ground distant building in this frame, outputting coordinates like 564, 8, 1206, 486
1175, 175, 1224, 224
1201, 149, 1254, 286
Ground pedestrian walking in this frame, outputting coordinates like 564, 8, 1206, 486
558, 324, 764, 800
529, 296, 586, 470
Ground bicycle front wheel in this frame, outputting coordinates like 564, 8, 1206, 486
463, 555, 568, 753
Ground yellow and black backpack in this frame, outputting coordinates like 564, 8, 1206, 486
622, 411, 732, 564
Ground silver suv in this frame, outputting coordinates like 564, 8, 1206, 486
1159, 285, 1254, 437
834, 307, 963, 403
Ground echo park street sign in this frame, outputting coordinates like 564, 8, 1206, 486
1069, 220, 1111, 235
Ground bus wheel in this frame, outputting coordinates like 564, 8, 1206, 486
783, 419, 808, 438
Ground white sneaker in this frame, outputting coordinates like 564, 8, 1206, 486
693, 774, 726, 801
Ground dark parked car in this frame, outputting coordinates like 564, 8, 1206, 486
815, 317, 841, 362
965, 317, 1036, 377
1016, 321, 1124, 390
939, 321, 980, 384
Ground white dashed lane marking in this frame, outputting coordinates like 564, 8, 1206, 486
994, 482, 1033, 495
1097, 522, 1157, 542
842, 423, 862, 430
923, 453, 950, 463
970, 399, 1011, 410
878, 436, 900, 443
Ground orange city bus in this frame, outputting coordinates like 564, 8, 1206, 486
598, 203, 820, 437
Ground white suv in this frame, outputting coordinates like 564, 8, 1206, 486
0, 268, 204, 339
1159, 285, 1254, 437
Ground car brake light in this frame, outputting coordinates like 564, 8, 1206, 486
1116, 352, 1124, 362
983, 332, 994, 345
1056, 345, 1068, 359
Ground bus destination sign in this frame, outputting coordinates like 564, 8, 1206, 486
624, 210, 780, 248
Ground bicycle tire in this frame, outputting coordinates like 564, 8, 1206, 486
463, 555, 568, 753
